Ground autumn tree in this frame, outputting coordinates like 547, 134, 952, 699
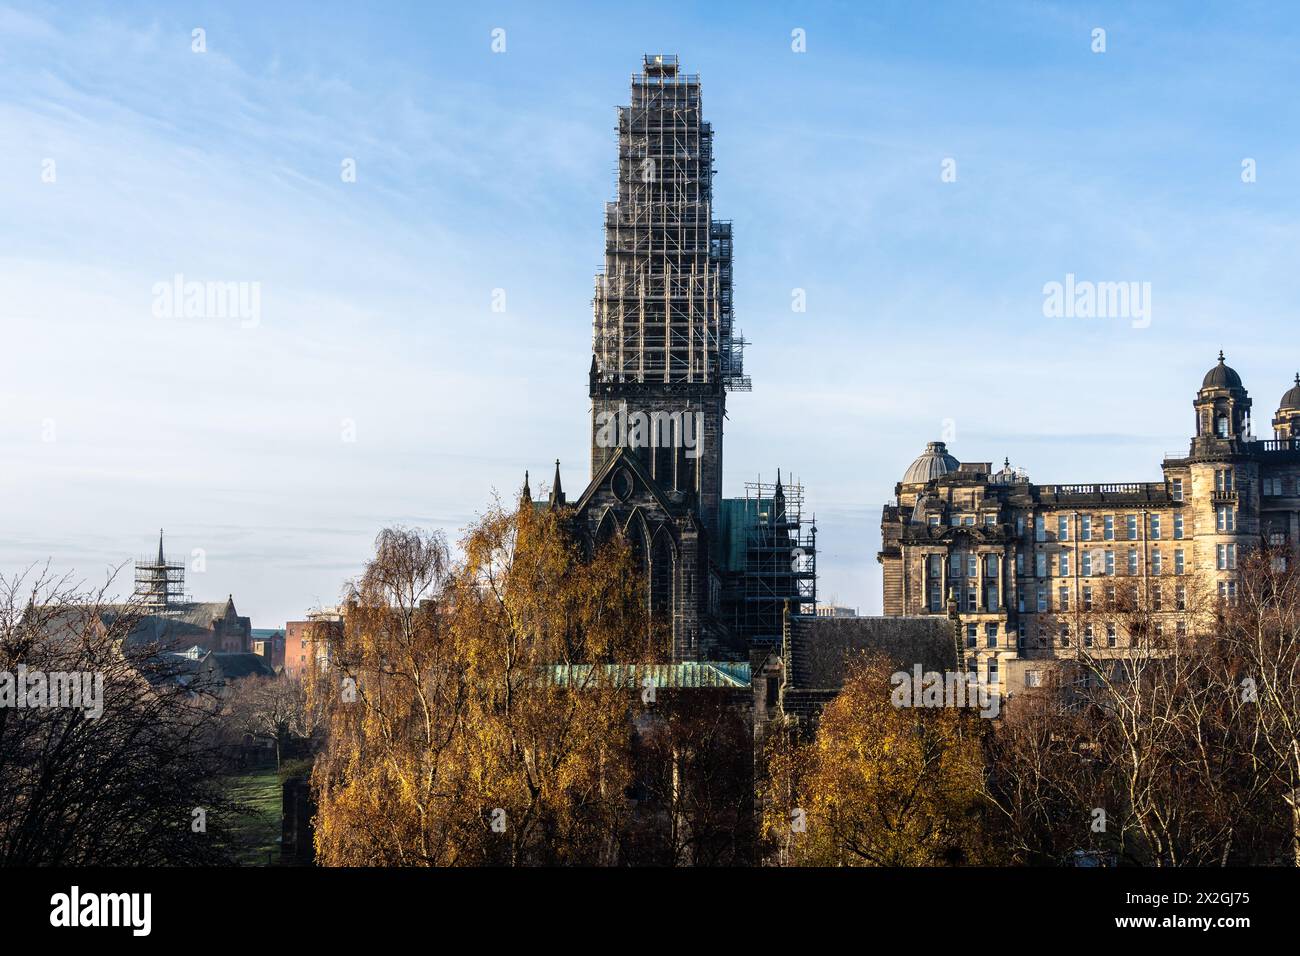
310, 499, 660, 865
761, 651, 995, 866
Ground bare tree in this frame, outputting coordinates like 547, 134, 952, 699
0, 566, 239, 865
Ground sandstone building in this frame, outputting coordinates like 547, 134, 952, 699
879, 354, 1300, 697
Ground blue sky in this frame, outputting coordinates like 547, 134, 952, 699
3, 1, 1300, 625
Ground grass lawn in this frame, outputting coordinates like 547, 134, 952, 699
226, 767, 283, 866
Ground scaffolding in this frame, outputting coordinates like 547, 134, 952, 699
133, 531, 187, 609
725, 477, 817, 646
593, 54, 750, 392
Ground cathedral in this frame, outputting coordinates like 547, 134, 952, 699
879, 353, 1300, 696
527, 56, 816, 663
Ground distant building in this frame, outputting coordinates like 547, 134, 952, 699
113, 531, 253, 653
251, 629, 285, 671
163, 645, 274, 692
814, 603, 859, 618
284, 609, 343, 679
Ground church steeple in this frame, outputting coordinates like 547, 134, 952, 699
520, 470, 531, 506
548, 459, 565, 508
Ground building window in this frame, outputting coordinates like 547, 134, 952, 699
928, 514, 941, 526
1175, 549, 1185, 575
986, 585, 999, 612
1215, 468, 1234, 493
1025, 669, 1042, 688
1216, 506, 1235, 532
1105, 551, 1115, 576
950, 554, 962, 576
1173, 514, 1184, 539
1016, 515, 1025, 536
1264, 477, 1282, 496
1106, 584, 1117, 608
1217, 415, 1229, 438
1104, 515, 1115, 540
1060, 552, 1070, 577
929, 585, 942, 612
967, 554, 978, 578
1037, 586, 1048, 613
1017, 622, 1027, 650
1126, 515, 1138, 540
1058, 516, 1070, 541
1083, 584, 1093, 610
1036, 553, 1047, 577
967, 623, 978, 648
967, 588, 978, 610
1081, 514, 1092, 541
1016, 552, 1025, 575
1035, 515, 1046, 542
1059, 624, 1070, 647
985, 554, 999, 576
1082, 551, 1092, 576
1176, 584, 1186, 611
985, 623, 998, 648
1127, 549, 1139, 576
1084, 624, 1094, 647
987, 656, 999, 682
1176, 620, 1187, 640
1106, 623, 1117, 647
1150, 515, 1161, 539
1017, 586, 1025, 612
1058, 586, 1069, 611
1151, 585, 1162, 611
1171, 478, 1183, 501
1151, 549, 1162, 576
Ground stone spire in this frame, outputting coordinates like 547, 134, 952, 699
548, 459, 565, 508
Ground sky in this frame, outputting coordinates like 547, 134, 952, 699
3, 1, 1300, 626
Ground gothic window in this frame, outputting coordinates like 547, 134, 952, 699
650, 529, 676, 619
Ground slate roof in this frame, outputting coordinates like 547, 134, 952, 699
784, 614, 955, 690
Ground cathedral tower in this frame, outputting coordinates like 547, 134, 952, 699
589, 55, 748, 540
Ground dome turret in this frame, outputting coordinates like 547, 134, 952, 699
903, 441, 959, 485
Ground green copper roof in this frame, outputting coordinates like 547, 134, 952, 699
543, 661, 751, 689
